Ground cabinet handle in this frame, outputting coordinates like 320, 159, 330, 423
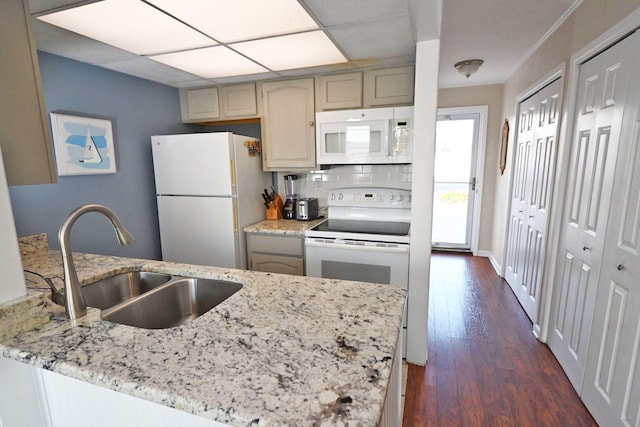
309, 121, 315, 126
617, 264, 625, 271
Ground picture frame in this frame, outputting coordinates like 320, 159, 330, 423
50, 112, 117, 176
499, 118, 509, 175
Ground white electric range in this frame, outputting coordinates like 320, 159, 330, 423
305, 187, 411, 355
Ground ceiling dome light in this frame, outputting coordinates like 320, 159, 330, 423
454, 59, 484, 78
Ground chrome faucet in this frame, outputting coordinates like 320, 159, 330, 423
58, 204, 134, 320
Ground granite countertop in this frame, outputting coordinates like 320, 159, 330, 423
244, 218, 326, 236
0, 235, 405, 426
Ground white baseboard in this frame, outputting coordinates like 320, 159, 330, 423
476, 250, 502, 277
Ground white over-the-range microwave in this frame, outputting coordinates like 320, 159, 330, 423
315, 106, 413, 165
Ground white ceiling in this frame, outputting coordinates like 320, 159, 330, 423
27, 0, 580, 89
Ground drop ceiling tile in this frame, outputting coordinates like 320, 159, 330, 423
149, 46, 269, 79
100, 56, 206, 86
148, 0, 318, 43
232, 31, 346, 71
37, 0, 216, 55
301, 0, 409, 26
32, 20, 138, 65
327, 16, 415, 60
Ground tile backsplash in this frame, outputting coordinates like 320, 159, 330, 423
278, 164, 412, 207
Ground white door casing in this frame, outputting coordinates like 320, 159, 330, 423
581, 29, 640, 427
505, 78, 562, 323
548, 31, 637, 392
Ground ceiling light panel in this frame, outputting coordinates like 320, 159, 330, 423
148, 0, 319, 43
233, 31, 347, 71
149, 46, 269, 79
37, 0, 216, 55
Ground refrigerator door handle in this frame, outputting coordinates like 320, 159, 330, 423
230, 159, 236, 189
233, 201, 238, 232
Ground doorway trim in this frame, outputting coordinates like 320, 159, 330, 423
536, 7, 640, 343
435, 105, 488, 256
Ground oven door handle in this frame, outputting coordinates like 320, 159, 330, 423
305, 239, 409, 253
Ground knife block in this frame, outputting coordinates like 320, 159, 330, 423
266, 195, 284, 220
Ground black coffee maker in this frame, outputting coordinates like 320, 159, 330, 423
283, 175, 299, 219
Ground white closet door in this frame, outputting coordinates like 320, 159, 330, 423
505, 78, 562, 322
548, 31, 637, 392
581, 30, 640, 427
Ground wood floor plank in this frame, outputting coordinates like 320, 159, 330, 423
402, 253, 597, 427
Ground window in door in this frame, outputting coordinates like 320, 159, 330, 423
432, 107, 486, 252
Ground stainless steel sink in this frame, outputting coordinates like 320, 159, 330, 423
83, 272, 172, 310
101, 278, 243, 329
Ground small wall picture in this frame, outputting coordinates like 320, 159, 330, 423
50, 112, 116, 176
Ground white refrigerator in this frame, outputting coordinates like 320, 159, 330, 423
151, 132, 271, 269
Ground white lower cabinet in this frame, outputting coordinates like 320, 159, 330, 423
247, 233, 304, 276
43, 366, 229, 427
2, 357, 401, 426
0, 357, 49, 427
0, 357, 227, 427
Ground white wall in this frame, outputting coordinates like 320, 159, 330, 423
0, 147, 26, 303
407, 39, 440, 365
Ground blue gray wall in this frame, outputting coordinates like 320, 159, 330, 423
9, 52, 197, 259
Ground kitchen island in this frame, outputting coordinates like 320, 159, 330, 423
0, 235, 405, 426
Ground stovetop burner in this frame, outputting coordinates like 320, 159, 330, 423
305, 187, 412, 244
311, 219, 410, 236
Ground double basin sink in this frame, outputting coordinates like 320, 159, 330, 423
81, 272, 242, 329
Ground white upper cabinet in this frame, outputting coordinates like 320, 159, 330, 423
364, 65, 415, 106
316, 72, 363, 110
261, 78, 316, 170
181, 87, 220, 122
180, 83, 260, 123
221, 83, 258, 118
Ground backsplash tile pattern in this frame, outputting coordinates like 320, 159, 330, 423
283, 164, 412, 207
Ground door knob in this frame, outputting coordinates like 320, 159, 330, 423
617, 264, 625, 271
582, 246, 591, 251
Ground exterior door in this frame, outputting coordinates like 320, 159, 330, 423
581, 29, 640, 426
547, 31, 637, 392
432, 108, 484, 251
505, 78, 562, 322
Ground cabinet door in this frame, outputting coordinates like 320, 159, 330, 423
261, 78, 316, 170
317, 72, 362, 110
247, 234, 303, 256
0, 0, 56, 185
182, 87, 220, 121
221, 83, 257, 117
365, 66, 414, 107
249, 253, 304, 276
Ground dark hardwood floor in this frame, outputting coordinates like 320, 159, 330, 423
402, 252, 598, 426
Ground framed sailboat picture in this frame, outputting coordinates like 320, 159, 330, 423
50, 112, 117, 176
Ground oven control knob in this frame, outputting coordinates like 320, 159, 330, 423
338, 193, 344, 200
330, 193, 336, 200
389, 194, 395, 201
408, 194, 412, 202
397, 194, 404, 202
